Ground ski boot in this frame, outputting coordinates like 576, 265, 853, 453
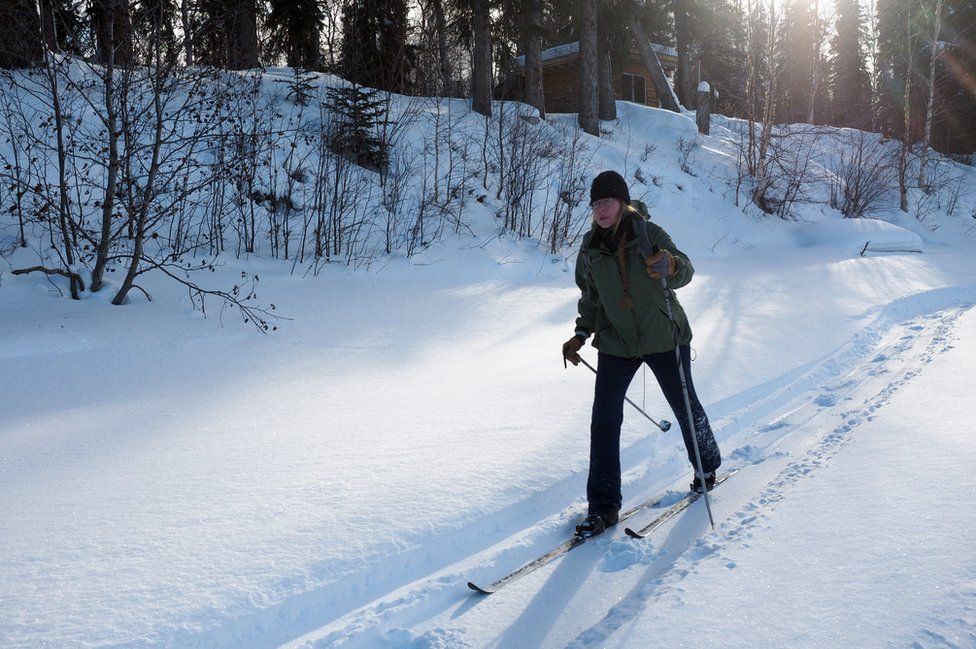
575, 509, 619, 537
691, 470, 717, 494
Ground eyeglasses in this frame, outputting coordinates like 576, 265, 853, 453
591, 198, 617, 211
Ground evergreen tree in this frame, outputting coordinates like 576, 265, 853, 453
933, 0, 976, 153
194, 0, 260, 69
266, 0, 324, 68
341, 0, 409, 92
133, 0, 180, 64
578, 0, 598, 133
875, 0, 924, 138
470, 0, 492, 114
0, 0, 44, 68
828, 0, 872, 128
91, 0, 136, 66
776, 0, 817, 123
674, 0, 692, 105
693, 0, 748, 117
325, 85, 390, 172
378, 0, 409, 92
39, 0, 85, 55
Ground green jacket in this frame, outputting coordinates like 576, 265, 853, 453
574, 206, 694, 358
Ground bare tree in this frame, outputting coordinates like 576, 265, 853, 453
827, 131, 896, 218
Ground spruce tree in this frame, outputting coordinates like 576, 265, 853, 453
266, 0, 324, 68
0, 0, 44, 68
776, 0, 817, 124
91, 0, 136, 66
39, 0, 84, 55
133, 0, 179, 64
693, 0, 749, 118
325, 85, 390, 172
934, 0, 976, 152
195, 0, 259, 69
828, 0, 872, 128
341, 0, 409, 92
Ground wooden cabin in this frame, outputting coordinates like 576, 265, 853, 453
504, 41, 679, 113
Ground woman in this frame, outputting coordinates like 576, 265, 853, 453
562, 170, 722, 536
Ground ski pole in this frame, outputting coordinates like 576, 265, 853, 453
653, 244, 715, 528
578, 357, 672, 432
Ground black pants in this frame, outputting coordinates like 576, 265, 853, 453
587, 346, 722, 516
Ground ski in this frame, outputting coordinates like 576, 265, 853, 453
624, 470, 738, 540
467, 485, 681, 595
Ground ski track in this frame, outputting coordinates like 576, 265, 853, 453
564, 301, 970, 649
175, 286, 976, 649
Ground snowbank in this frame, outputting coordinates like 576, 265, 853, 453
794, 217, 924, 254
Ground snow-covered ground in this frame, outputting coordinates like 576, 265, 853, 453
2, 93, 975, 648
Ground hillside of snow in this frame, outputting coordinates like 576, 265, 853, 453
2, 70, 975, 648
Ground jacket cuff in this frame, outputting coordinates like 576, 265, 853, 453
574, 328, 591, 340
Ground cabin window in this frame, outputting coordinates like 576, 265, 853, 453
622, 73, 647, 104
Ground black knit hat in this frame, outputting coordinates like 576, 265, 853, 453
589, 171, 630, 206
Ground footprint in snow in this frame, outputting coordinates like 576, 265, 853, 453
601, 538, 666, 573
385, 627, 471, 649
814, 394, 836, 407
654, 490, 688, 508
730, 444, 767, 464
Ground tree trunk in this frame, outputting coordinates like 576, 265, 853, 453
899, 8, 914, 212
674, 0, 693, 108
808, 0, 822, 123
45, 53, 81, 298
523, 0, 546, 119
630, 18, 680, 112
578, 0, 599, 135
598, 28, 615, 120
471, 0, 492, 116
93, 0, 134, 67
181, 0, 193, 65
39, 0, 61, 53
697, 83, 711, 134
0, 0, 44, 68
224, 0, 259, 70
431, 0, 453, 96
918, 0, 943, 191
91, 31, 121, 293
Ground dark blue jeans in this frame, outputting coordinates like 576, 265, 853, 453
587, 346, 722, 516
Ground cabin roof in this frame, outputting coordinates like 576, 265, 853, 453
515, 40, 678, 67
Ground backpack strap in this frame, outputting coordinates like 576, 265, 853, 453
630, 200, 654, 259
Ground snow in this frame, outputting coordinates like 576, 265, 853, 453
794, 217, 924, 253
698, 81, 710, 93
597, 306, 976, 648
2, 72, 976, 648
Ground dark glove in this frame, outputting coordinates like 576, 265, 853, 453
645, 249, 676, 279
562, 335, 584, 368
